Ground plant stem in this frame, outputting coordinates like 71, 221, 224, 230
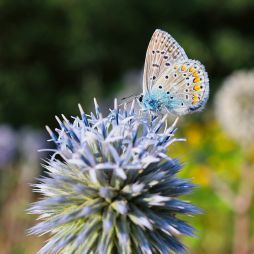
233, 162, 254, 254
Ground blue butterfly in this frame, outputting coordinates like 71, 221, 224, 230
138, 29, 209, 116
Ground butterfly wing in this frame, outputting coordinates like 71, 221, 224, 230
142, 29, 188, 93
154, 59, 209, 115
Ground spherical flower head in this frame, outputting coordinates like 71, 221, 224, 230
215, 70, 254, 148
28, 99, 200, 254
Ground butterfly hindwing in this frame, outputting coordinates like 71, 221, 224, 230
142, 29, 188, 93
152, 59, 209, 115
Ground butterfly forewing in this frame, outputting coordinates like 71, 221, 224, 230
143, 29, 188, 93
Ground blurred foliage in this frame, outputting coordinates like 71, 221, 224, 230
1, 0, 254, 127
1, 0, 254, 253
169, 116, 253, 254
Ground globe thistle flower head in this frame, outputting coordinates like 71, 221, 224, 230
215, 70, 254, 148
28, 99, 200, 254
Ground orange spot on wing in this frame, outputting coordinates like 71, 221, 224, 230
194, 85, 201, 91
194, 77, 201, 83
181, 65, 187, 71
192, 94, 199, 104
193, 71, 199, 77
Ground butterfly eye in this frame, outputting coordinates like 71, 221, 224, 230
185, 89, 189, 92
167, 91, 170, 94
163, 56, 168, 59
152, 76, 156, 80
183, 74, 187, 77
152, 50, 155, 54
165, 75, 168, 79
165, 63, 170, 66
174, 74, 177, 77
159, 86, 162, 89
170, 96, 174, 99
139, 95, 143, 102
156, 50, 160, 53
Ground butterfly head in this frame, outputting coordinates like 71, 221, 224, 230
138, 94, 143, 103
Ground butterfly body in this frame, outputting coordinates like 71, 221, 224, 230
140, 29, 209, 116
142, 89, 166, 112
142, 89, 180, 113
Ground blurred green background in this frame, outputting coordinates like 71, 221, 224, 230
0, 0, 254, 253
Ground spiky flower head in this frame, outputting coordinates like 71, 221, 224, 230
28, 99, 199, 254
215, 70, 254, 148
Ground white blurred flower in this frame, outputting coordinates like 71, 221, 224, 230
215, 70, 254, 147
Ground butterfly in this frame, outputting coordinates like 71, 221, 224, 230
138, 29, 209, 116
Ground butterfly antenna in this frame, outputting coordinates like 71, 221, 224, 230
121, 93, 137, 101
119, 93, 138, 106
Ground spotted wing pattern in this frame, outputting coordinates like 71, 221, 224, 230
142, 29, 188, 93
154, 59, 209, 115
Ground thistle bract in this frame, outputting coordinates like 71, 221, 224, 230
28, 99, 199, 254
